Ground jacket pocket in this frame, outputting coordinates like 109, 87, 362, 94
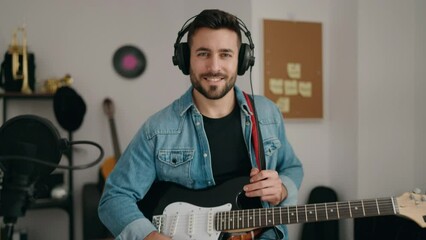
158, 149, 194, 167
157, 149, 194, 184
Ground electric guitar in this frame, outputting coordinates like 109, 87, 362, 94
98, 98, 121, 190
138, 177, 426, 240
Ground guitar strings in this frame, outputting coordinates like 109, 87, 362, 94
156, 197, 397, 234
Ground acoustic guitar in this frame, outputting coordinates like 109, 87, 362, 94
138, 177, 426, 240
98, 98, 121, 190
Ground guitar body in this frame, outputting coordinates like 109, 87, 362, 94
138, 177, 262, 239
99, 157, 117, 188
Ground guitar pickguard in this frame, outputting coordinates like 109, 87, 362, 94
153, 202, 232, 240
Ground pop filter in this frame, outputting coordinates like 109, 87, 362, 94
0, 115, 64, 226
0, 115, 63, 179
0, 114, 104, 240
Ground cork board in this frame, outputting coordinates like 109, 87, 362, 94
263, 19, 323, 118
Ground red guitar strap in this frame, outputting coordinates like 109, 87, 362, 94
243, 92, 264, 170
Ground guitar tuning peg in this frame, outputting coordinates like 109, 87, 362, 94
412, 188, 422, 194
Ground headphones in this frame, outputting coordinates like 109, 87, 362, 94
172, 15, 255, 76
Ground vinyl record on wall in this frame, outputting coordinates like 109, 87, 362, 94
113, 45, 147, 79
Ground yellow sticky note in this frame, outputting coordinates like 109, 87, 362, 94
284, 80, 298, 96
287, 63, 301, 79
276, 97, 290, 113
269, 78, 284, 95
299, 81, 312, 97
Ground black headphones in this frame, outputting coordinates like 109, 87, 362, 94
172, 15, 255, 76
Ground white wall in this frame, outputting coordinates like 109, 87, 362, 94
414, 0, 426, 189
0, 1, 425, 240
253, 0, 425, 239
358, 0, 422, 198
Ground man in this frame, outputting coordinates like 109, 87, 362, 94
99, 9, 303, 240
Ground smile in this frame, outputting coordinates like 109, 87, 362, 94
203, 76, 224, 82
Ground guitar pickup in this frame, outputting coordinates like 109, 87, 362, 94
152, 215, 165, 233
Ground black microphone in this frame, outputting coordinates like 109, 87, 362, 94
0, 115, 63, 224
0, 114, 103, 240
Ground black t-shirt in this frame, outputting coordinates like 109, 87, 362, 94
203, 105, 251, 184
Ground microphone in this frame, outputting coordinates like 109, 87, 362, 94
0, 115, 63, 223
0, 114, 104, 240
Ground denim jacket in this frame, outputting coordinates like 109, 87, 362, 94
98, 86, 303, 240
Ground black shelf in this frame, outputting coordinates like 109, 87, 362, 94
0, 92, 75, 240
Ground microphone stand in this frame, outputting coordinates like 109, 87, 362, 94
1, 172, 34, 240
2, 220, 15, 240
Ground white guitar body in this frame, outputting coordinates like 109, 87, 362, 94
153, 202, 232, 240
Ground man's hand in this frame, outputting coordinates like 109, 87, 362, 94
243, 168, 288, 206
144, 231, 171, 240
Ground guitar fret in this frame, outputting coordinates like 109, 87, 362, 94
336, 202, 340, 219
390, 197, 397, 214
327, 202, 339, 220
287, 207, 291, 224
361, 200, 366, 216
296, 205, 299, 223
305, 204, 316, 222
297, 205, 306, 223
325, 203, 328, 220
316, 203, 327, 221
338, 202, 351, 219
241, 210, 244, 228
265, 208, 268, 226
236, 210, 239, 229
305, 205, 308, 222
245, 209, 249, 228
364, 200, 374, 216
227, 211, 231, 230
232, 211, 235, 229
252, 208, 256, 227
258, 208, 262, 227
351, 201, 364, 218
376, 199, 380, 215
315, 204, 318, 221
288, 206, 298, 223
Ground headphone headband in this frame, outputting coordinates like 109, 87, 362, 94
172, 14, 255, 76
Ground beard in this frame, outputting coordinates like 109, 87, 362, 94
189, 70, 237, 100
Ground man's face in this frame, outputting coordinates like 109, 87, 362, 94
189, 27, 239, 100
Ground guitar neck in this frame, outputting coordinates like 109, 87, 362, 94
109, 118, 121, 159
216, 197, 397, 231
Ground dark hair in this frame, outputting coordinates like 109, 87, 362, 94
187, 9, 242, 47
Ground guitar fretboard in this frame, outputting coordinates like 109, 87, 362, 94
215, 197, 397, 231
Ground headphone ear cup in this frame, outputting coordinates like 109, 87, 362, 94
174, 42, 190, 75
238, 43, 254, 76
